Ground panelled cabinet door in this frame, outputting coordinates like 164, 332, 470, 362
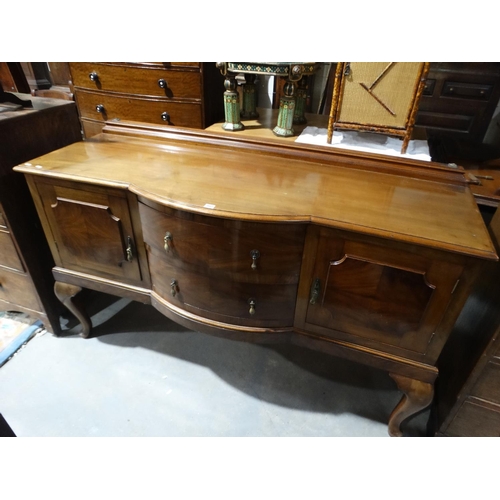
35, 181, 143, 284
296, 226, 464, 357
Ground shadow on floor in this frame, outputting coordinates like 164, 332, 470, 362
56, 293, 429, 436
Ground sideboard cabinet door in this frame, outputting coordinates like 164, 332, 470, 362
33, 179, 145, 286
295, 226, 464, 359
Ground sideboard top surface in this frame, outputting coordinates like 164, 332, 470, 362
14, 132, 497, 261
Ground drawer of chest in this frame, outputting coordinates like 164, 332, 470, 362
75, 90, 203, 128
70, 63, 202, 99
139, 203, 306, 280
0, 268, 41, 312
0, 207, 6, 229
470, 361, 500, 405
445, 399, 500, 437
0, 230, 24, 272
148, 252, 297, 326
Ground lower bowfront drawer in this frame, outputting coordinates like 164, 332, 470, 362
148, 249, 297, 327
0, 267, 41, 312
75, 90, 203, 128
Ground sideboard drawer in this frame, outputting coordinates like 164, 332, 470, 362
0, 267, 41, 312
75, 90, 203, 128
148, 250, 297, 326
0, 230, 24, 272
139, 202, 306, 279
71, 63, 202, 99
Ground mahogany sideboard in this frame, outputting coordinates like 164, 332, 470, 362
14, 122, 498, 436
0, 94, 81, 333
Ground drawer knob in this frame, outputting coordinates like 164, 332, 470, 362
89, 72, 99, 82
248, 298, 256, 316
161, 112, 170, 122
171, 279, 178, 297
309, 278, 321, 305
250, 249, 260, 270
158, 79, 168, 89
164, 231, 173, 252
96, 104, 105, 113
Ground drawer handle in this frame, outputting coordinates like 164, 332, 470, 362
250, 249, 260, 270
164, 231, 173, 252
171, 279, 178, 297
158, 79, 168, 89
248, 298, 256, 316
89, 72, 99, 82
161, 112, 170, 122
309, 278, 321, 305
96, 104, 105, 113
126, 236, 134, 262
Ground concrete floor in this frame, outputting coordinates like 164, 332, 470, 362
0, 293, 429, 437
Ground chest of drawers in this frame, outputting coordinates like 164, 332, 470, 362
69, 63, 224, 138
14, 123, 497, 435
430, 208, 500, 436
0, 95, 82, 333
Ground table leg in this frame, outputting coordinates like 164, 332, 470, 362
388, 373, 434, 437
54, 281, 92, 338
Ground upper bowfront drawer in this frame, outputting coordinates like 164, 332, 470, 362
70, 63, 202, 100
138, 202, 306, 281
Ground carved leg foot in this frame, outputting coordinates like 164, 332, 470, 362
54, 281, 92, 338
388, 373, 434, 437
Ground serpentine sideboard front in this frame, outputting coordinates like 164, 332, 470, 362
14, 123, 498, 436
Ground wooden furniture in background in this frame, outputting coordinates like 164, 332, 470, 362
327, 62, 430, 154
15, 122, 497, 436
0, 63, 31, 94
416, 62, 500, 144
430, 207, 500, 436
0, 94, 82, 333
68, 62, 224, 138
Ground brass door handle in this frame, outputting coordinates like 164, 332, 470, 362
309, 278, 321, 305
170, 279, 178, 297
164, 231, 173, 252
248, 298, 256, 315
250, 249, 260, 270
126, 236, 134, 262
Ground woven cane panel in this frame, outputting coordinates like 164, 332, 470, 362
337, 62, 423, 129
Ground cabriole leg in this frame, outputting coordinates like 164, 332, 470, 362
388, 373, 434, 437
54, 281, 91, 338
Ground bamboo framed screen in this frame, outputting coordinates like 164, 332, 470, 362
327, 62, 430, 154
